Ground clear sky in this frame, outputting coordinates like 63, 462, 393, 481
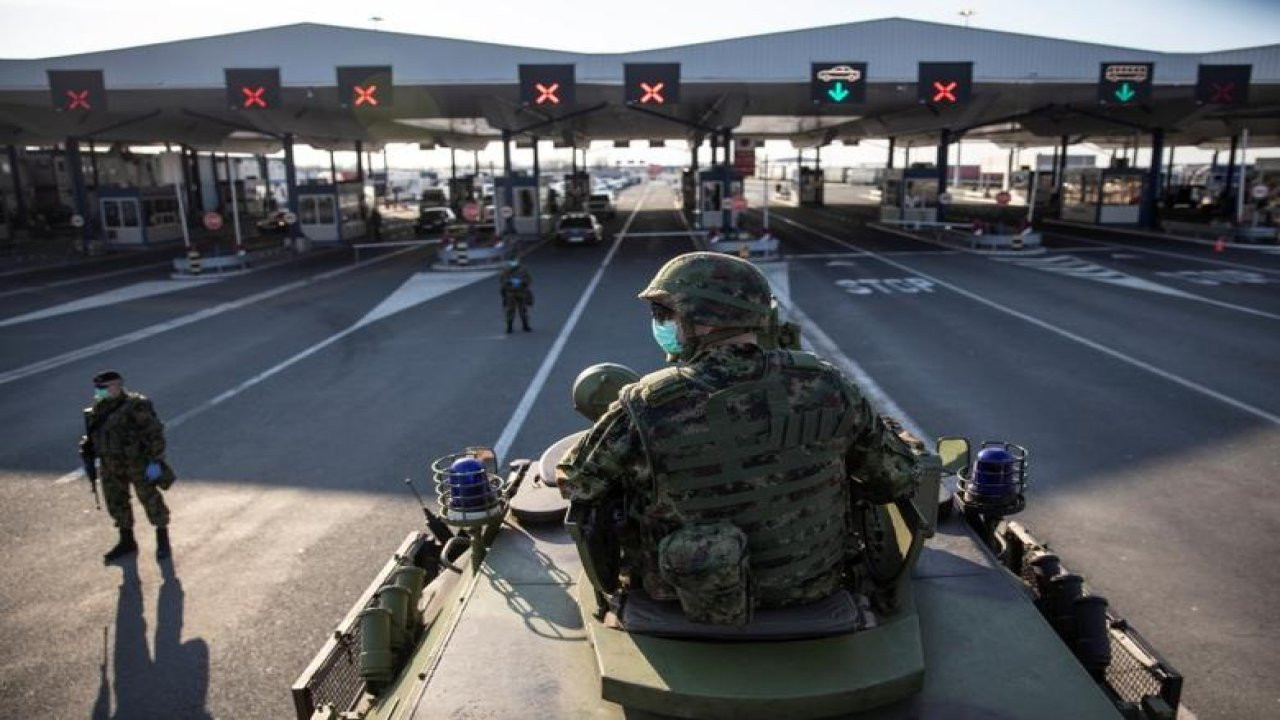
1, 0, 1277, 58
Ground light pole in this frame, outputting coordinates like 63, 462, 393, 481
958, 9, 976, 28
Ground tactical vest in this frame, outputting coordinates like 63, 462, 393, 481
620, 349, 861, 605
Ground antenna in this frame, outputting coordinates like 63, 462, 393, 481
403, 477, 453, 542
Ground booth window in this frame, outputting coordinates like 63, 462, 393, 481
1103, 175, 1142, 206
121, 200, 139, 227
317, 196, 335, 224
103, 200, 120, 227
300, 197, 318, 225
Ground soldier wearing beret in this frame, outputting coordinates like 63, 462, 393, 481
79, 370, 174, 563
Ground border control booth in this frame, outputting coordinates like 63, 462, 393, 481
1060, 167, 1147, 226
880, 168, 940, 224
98, 186, 185, 246
699, 166, 743, 230
297, 182, 365, 243
495, 175, 545, 236
799, 167, 824, 207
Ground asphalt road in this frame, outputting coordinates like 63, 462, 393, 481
0, 184, 1275, 719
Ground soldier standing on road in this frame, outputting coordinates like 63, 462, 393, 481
79, 370, 175, 563
499, 258, 533, 333
557, 252, 922, 624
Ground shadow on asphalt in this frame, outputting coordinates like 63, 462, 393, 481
93, 557, 211, 719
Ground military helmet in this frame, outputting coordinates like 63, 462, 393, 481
572, 363, 641, 421
638, 252, 772, 329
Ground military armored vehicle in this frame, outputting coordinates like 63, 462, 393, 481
292, 384, 1182, 720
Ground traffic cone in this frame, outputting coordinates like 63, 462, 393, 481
1214, 236, 1226, 253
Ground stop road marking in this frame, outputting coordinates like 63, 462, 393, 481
836, 277, 936, 295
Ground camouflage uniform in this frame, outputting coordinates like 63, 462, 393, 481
80, 392, 169, 530
559, 343, 921, 617
499, 266, 533, 332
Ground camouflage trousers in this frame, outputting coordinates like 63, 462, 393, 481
503, 294, 530, 328
101, 460, 169, 530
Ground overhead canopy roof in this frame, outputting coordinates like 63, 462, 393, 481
0, 19, 1277, 152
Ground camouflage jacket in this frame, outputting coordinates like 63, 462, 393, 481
557, 343, 921, 607
499, 268, 532, 299
79, 392, 167, 463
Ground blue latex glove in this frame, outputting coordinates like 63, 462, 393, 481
145, 462, 162, 483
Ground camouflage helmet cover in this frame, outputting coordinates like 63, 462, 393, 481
638, 252, 772, 329
572, 362, 641, 422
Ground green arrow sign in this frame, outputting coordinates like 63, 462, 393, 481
1115, 83, 1136, 102
827, 81, 850, 102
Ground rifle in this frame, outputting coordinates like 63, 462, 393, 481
80, 403, 126, 511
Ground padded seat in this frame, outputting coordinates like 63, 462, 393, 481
621, 589, 872, 640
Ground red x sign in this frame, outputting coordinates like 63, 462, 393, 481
932, 81, 958, 103
1210, 82, 1235, 103
640, 81, 665, 104
535, 82, 560, 105
66, 90, 91, 110
241, 86, 267, 108
354, 84, 379, 107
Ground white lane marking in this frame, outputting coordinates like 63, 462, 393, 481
759, 261, 928, 441
0, 279, 218, 328
492, 182, 661, 463
1047, 231, 1280, 276
3, 247, 420, 388
990, 253, 1280, 321
780, 214, 1280, 426
0, 260, 170, 299
165, 269, 493, 430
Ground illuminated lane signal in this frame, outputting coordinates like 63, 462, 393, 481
1196, 65, 1250, 106
625, 63, 681, 105
48, 70, 107, 112
918, 62, 972, 105
225, 68, 281, 110
810, 62, 867, 105
1098, 62, 1154, 105
337, 66, 394, 109
520, 64, 575, 107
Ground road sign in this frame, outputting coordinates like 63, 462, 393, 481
203, 212, 224, 231
500, 206, 514, 219
732, 196, 748, 211
918, 62, 972, 105
48, 70, 106, 112
938, 192, 953, 205
1253, 184, 1270, 200
733, 146, 756, 177
282, 211, 297, 224
625, 63, 680, 105
337, 66, 394, 109
810, 62, 867, 105
225, 68, 282, 110
461, 202, 480, 222
1098, 62, 1153, 105
70, 214, 85, 228
1196, 64, 1251, 106
519, 64, 575, 107
995, 191, 1012, 205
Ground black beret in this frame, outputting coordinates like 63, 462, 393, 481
93, 370, 123, 384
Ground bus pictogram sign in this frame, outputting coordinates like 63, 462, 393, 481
625, 63, 681, 105
520, 64, 575, 107
1098, 62, 1154, 105
225, 68, 281, 110
48, 70, 107, 112
338, 66, 394, 109
918, 62, 972, 105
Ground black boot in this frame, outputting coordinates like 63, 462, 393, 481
103, 528, 138, 563
155, 527, 172, 560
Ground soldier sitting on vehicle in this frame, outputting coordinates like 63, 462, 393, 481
557, 252, 922, 626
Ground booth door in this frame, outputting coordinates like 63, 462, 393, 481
101, 198, 144, 244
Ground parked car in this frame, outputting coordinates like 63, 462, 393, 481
416, 206, 456, 236
587, 192, 616, 220
555, 213, 605, 246
256, 210, 290, 234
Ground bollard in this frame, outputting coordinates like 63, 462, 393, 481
187, 249, 202, 275
456, 240, 469, 266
